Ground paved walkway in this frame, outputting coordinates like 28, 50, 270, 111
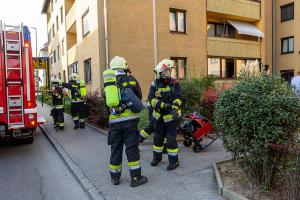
38, 103, 230, 200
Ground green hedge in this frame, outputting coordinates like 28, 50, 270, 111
214, 74, 300, 190
180, 76, 216, 119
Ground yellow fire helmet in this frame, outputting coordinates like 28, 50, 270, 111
110, 56, 129, 70
70, 73, 79, 81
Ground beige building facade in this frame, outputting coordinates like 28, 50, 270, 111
42, 0, 272, 96
274, 0, 300, 83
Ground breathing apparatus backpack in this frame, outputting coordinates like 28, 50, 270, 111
79, 80, 87, 98
103, 69, 120, 108
103, 69, 143, 114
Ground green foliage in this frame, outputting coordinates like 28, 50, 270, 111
214, 74, 300, 190
138, 108, 149, 131
180, 76, 216, 116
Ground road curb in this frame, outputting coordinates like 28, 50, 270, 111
213, 159, 250, 200
39, 125, 105, 200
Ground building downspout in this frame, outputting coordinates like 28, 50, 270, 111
153, 0, 158, 67
104, 0, 109, 69
272, 0, 276, 74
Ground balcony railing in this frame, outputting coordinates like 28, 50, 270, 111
207, 37, 261, 58
66, 4, 76, 31
67, 45, 78, 65
207, 0, 261, 21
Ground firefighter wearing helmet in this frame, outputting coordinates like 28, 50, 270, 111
103, 56, 147, 187
148, 59, 182, 171
62, 73, 86, 129
50, 79, 65, 131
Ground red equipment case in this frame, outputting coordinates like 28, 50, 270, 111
178, 113, 220, 152
0, 22, 37, 143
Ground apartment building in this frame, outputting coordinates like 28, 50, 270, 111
274, 0, 300, 83
42, 0, 269, 95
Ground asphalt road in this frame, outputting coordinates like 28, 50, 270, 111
0, 128, 90, 200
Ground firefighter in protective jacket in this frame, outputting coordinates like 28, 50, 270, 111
50, 79, 64, 131
104, 56, 147, 187
148, 59, 182, 171
62, 73, 86, 129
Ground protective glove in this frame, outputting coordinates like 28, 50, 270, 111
171, 108, 179, 120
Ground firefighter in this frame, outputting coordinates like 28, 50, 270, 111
63, 73, 86, 129
104, 56, 147, 187
148, 59, 182, 171
50, 79, 64, 131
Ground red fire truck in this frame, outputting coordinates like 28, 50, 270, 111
0, 22, 38, 144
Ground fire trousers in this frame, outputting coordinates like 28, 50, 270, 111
153, 119, 179, 164
108, 119, 141, 180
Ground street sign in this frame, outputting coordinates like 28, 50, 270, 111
33, 57, 48, 69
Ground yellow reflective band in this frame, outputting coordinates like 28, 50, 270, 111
122, 82, 128, 87
140, 129, 149, 138
128, 161, 140, 166
172, 105, 179, 110
158, 86, 171, 92
72, 84, 78, 88
129, 81, 136, 85
173, 99, 182, 106
163, 114, 173, 123
153, 145, 164, 150
153, 111, 161, 120
167, 148, 178, 153
160, 102, 165, 109
109, 164, 122, 170
54, 105, 64, 109
150, 99, 156, 108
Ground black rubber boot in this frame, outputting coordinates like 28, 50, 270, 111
111, 179, 120, 185
74, 121, 79, 130
167, 155, 179, 171
167, 162, 179, 171
150, 157, 162, 167
79, 122, 85, 129
130, 175, 148, 187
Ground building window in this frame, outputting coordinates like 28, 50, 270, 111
48, 30, 51, 42
63, 70, 66, 82
58, 72, 61, 80
207, 23, 236, 38
56, 16, 59, 30
169, 8, 186, 33
57, 45, 60, 61
49, 52, 52, 64
60, 6, 64, 23
62, 39, 65, 55
84, 59, 92, 83
69, 62, 78, 78
171, 57, 187, 79
52, 24, 55, 37
281, 36, 294, 54
53, 50, 56, 63
208, 58, 259, 78
82, 9, 90, 37
281, 3, 294, 22
281, 70, 294, 84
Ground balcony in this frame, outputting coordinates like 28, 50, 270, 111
207, 37, 261, 58
66, 3, 76, 31
207, 0, 261, 21
67, 45, 78, 65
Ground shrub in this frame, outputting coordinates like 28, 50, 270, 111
85, 90, 109, 129
180, 76, 216, 119
214, 74, 300, 190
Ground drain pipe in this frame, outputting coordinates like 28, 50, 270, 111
272, 0, 276, 74
104, 0, 109, 69
153, 0, 158, 66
